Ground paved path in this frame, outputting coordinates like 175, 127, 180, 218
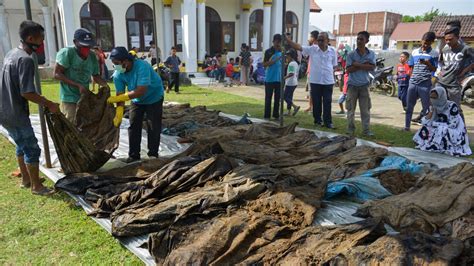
204, 81, 474, 139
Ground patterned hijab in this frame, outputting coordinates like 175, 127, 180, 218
430, 86, 450, 118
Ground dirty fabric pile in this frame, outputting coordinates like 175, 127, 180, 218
356, 162, 474, 239
45, 87, 118, 174
53, 105, 473, 264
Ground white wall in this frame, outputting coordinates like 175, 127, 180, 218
337, 34, 384, 50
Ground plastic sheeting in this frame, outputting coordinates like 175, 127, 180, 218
1, 111, 472, 265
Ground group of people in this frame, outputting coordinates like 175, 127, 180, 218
203, 45, 253, 86
0, 22, 166, 195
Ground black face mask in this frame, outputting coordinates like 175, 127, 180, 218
22, 40, 42, 52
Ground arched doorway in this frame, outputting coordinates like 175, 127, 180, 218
80, 0, 114, 51
206, 7, 222, 56
126, 3, 154, 51
249, 9, 263, 51
285, 11, 299, 42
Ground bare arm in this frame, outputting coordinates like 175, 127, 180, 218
92, 75, 108, 87
346, 66, 359, 73
21, 92, 59, 113
54, 64, 87, 93
126, 86, 147, 100
285, 36, 302, 51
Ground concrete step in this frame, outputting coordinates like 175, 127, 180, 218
187, 72, 208, 78
190, 77, 216, 86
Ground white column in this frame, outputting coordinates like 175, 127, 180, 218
300, 0, 310, 44
163, 0, 173, 58
42, 6, 57, 66
181, 0, 198, 73
263, 0, 272, 50
0, 3, 12, 58
197, 0, 206, 63
271, 0, 282, 35
241, 4, 251, 46
58, 0, 75, 46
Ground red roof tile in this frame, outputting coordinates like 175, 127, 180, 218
430, 15, 474, 38
390, 22, 432, 41
310, 0, 322, 13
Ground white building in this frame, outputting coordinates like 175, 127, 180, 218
0, 0, 322, 72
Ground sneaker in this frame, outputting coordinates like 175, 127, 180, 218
363, 131, 375, 137
335, 110, 345, 115
314, 121, 323, 127
121, 157, 141, 164
325, 124, 336, 129
401, 127, 410, 132
292, 106, 301, 116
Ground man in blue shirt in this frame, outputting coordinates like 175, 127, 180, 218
107, 47, 164, 163
164, 47, 181, 94
345, 31, 376, 137
263, 34, 282, 119
404, 32, 438, 130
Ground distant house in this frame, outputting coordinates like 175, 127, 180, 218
429, 15, 474, 47
336, 11, 402, 50
389, 22, 432, 50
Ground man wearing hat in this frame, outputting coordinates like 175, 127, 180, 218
107, 47, 164, 163
263, 34, 283, 120
54, 28, 108, 121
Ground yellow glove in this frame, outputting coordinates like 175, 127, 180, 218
113, 106, 124, 127
107, 93, 130, 104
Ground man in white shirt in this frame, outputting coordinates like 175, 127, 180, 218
287, 32, 338, 128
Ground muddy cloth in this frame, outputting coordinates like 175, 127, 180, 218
74, 87, 119, 153
148, 216, 468, 265
55, 173, 145, 195
356, 162, 474, 235
92, 155, 237, 217
110, 164, 277, 237
45, 110, 111, 174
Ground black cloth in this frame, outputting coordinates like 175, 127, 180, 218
0, 48, 37, 127
168, 72, 180, 92
310, 83, 334, 126
128, 99, 163, 159
151, 58, 157, 67
264, 82, 281, 119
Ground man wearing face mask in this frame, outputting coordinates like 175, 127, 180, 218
0, 21, 60, 195
107, 47, 164, 163
54, 28, 108, 121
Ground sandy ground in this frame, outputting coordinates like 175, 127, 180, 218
205, 81, 474, 140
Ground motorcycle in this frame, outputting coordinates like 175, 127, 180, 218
462, 73, 474, 107
368, 58, 397, 97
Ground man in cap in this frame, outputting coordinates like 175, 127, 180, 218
54, 28, 108, 121
107, 47, 164, 163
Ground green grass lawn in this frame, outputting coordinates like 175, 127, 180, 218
0, 80, 471, 264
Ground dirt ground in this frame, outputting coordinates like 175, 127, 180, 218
206, 81, 474, 140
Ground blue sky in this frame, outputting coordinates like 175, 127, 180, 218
310, 0, 474, 31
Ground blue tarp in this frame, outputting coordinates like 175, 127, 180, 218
324, 156, 422, 202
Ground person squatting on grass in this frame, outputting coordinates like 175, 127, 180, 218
0, 21, 60, 196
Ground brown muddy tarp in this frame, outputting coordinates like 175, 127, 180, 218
45, 86, 118, 174
356, 162, 474, 236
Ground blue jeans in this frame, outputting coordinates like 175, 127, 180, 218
405, 80, 431, 128
398, 84, 408, 108
284, 85, 297, 110
3, 124, 41, 164
310, 83, 334, 126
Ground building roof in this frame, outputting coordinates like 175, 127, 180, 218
310, 0, 322, 13
390, 22, 432, 41
430, 15, 474, 38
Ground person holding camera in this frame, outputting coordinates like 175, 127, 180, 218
404, 32, 438, 131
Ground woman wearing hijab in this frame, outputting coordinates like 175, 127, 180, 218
413, 86, 471, 156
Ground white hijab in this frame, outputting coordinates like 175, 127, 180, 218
430, 86, 450, 119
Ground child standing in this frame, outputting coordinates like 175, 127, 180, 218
397, 51, 411, 111
336, 72, 349, 114
225, 58, 235, 87
283, 49, 301, 116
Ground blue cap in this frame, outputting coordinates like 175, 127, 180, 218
74, 28, 95, 47
110, 47, 135, 61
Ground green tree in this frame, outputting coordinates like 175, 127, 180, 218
402, 7, 448, 22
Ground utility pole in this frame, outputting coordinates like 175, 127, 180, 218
279, 0, 286, 127
24, 0, 52, 168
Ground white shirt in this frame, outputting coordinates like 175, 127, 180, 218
285, 61, 299, 86
302, 45, 338, 85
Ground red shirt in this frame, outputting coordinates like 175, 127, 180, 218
397, 63, 411, 86
226, 63, 234, 77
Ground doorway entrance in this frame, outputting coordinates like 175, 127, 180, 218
205, 6, 222, 56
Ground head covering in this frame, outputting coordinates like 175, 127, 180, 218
110, 47, 134, 61
273, 34, 282, 42
430, 86, 449, 118
74, 28, 95, 47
